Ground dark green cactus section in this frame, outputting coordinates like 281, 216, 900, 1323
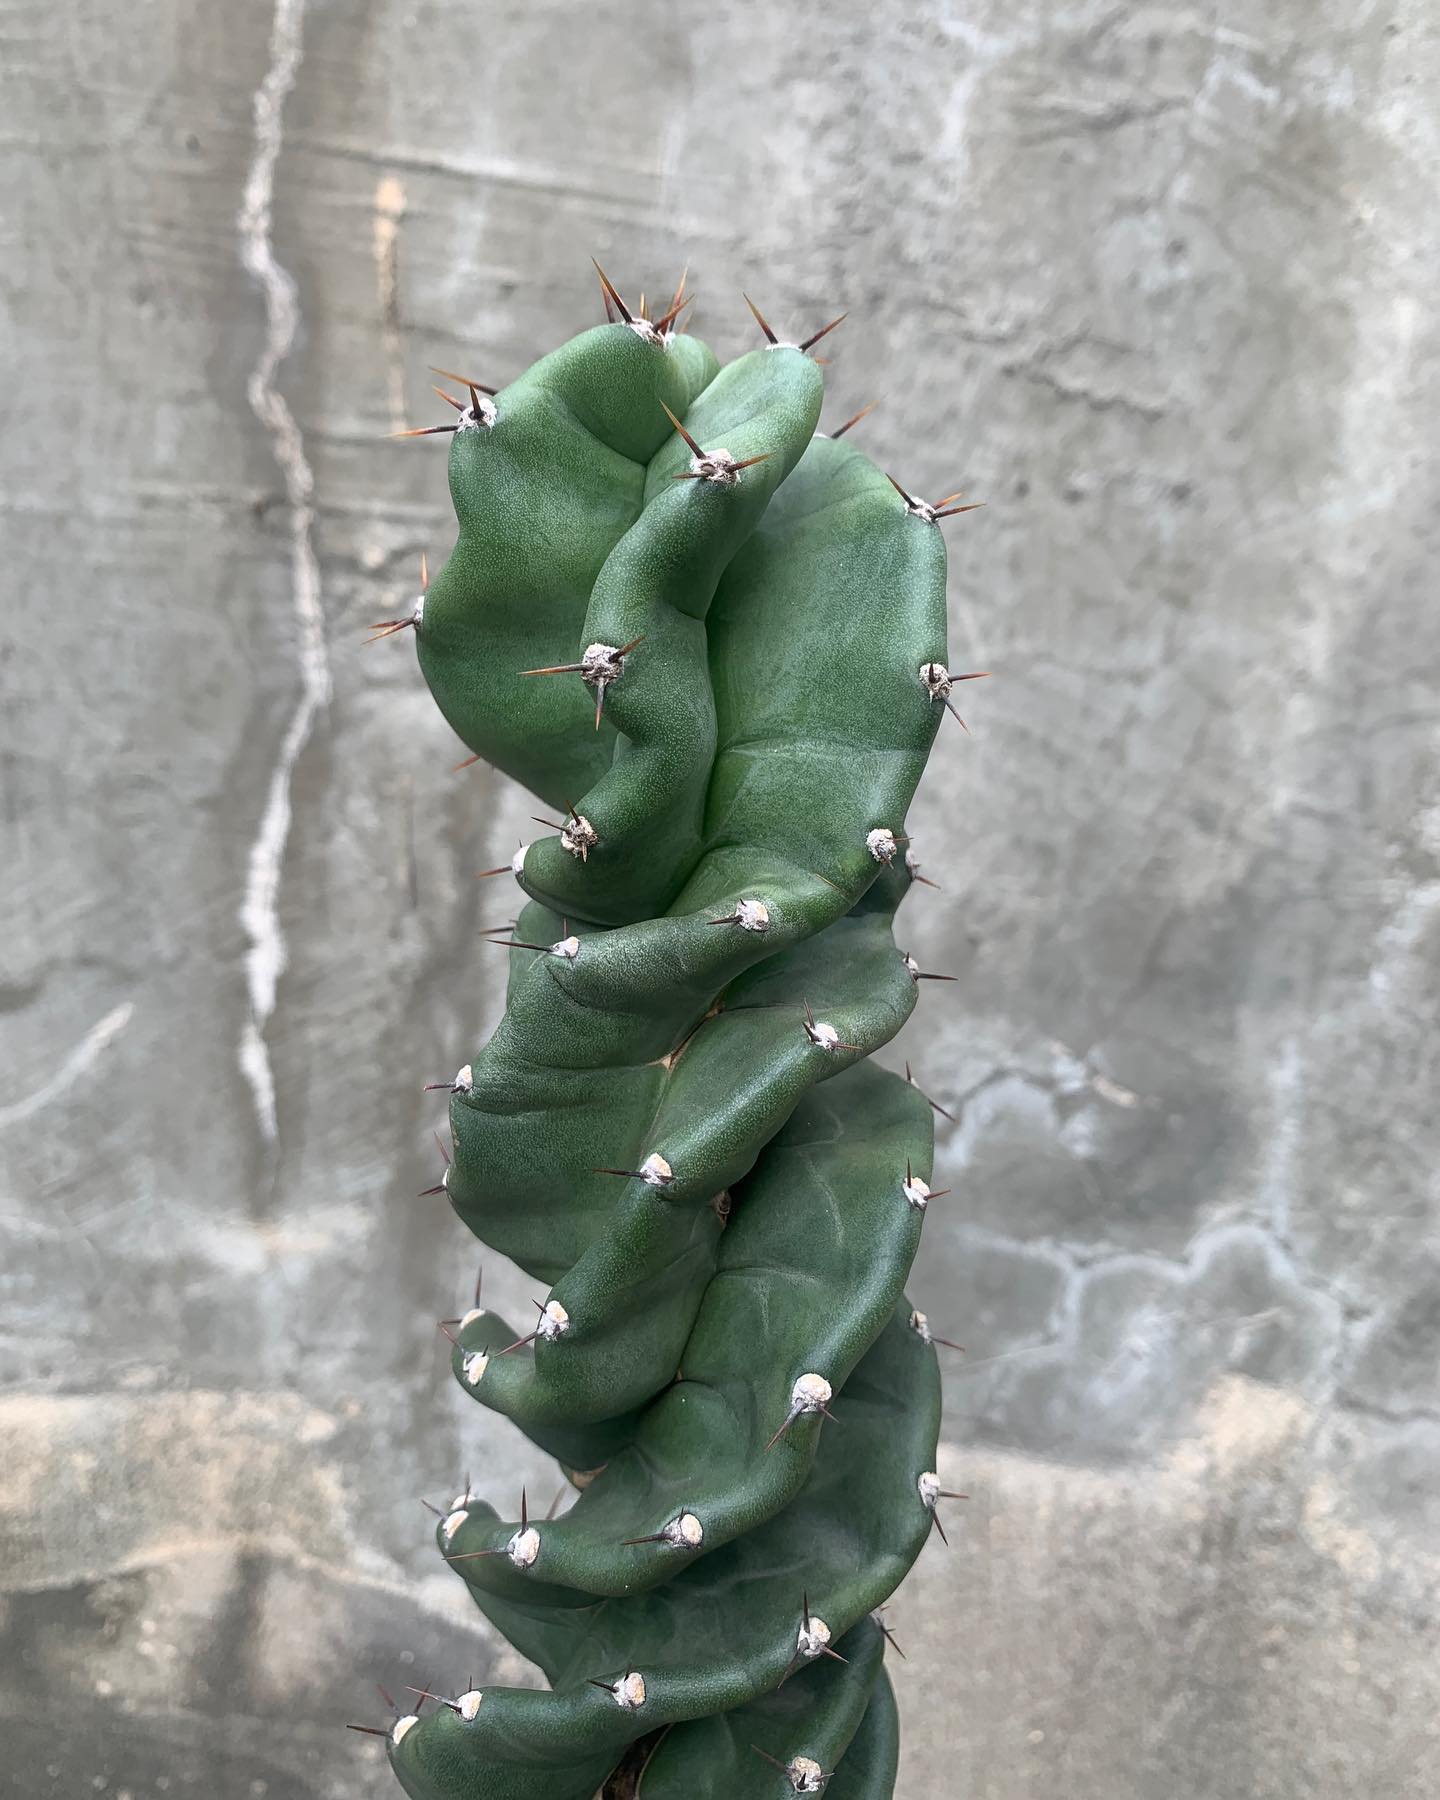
368, 273, 972, 1797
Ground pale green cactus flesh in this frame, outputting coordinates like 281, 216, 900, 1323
364, 269, 978, 1797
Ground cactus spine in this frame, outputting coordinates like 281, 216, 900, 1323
365, 268, 979, 1798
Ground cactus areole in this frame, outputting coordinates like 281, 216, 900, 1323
363, 267, 984, 1798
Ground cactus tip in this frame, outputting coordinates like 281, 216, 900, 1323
766, 1371, 834, 1450
918, 1469, 969, 1544
590, 1671, 647, 1709
752, 1746, 831, 1792
890, 479, 985, 526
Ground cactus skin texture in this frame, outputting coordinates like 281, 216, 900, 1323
372, 271, 975, 1798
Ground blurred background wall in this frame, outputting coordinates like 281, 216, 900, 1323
3, 1, 1438, 1794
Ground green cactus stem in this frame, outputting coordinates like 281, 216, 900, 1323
362, 266, 982, 1798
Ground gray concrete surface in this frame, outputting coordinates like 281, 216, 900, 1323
2, 1, 1437, 1794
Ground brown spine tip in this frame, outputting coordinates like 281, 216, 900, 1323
798, 311, 846, 353
830, 400, 877, 439
660, 400, 704, 459
652, 290, 695, 335
388, 423, 458, 439
429, 365, 498, 397
743, 292, 778, 344
887, 472, 917, 506
591, 258, 633, 324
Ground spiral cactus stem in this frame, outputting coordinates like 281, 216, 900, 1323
750, 1745, 834, 1792
827, 399, 877, 440
377, 280, 970, 1793
903, 1061, 957, 1124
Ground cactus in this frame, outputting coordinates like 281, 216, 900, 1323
360, 268, 981, 1798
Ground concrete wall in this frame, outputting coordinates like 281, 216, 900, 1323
3, 1, 1437, 1794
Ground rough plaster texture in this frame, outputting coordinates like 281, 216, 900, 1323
2, 1, 1437, 1795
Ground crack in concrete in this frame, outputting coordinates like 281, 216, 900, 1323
236, 0, 330, 1145
0, 1003, 134, 1131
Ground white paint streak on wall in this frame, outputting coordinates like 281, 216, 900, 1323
373, 176, 408, 432
0, 1003, 135, 1130
236, 0, 330, 1142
